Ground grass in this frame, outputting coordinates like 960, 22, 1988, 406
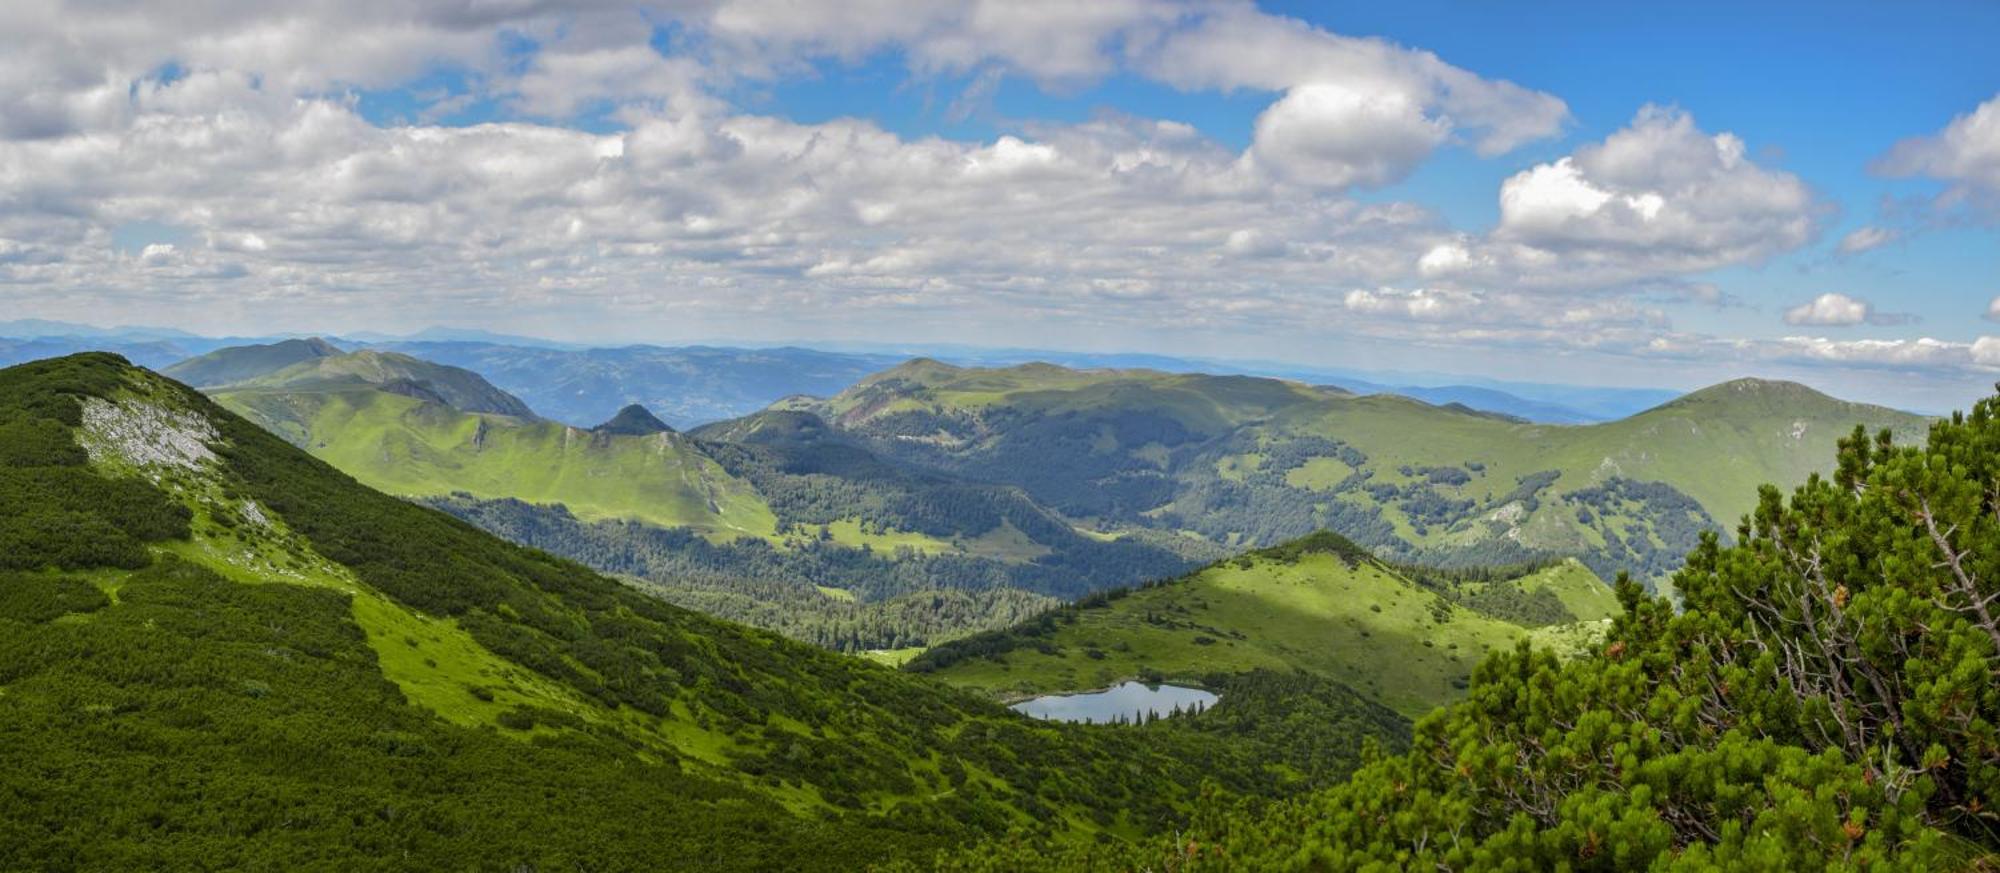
216, 387, 780, 539
924, 550, 1608, 718
1284, 456, 1353, 490
859, 647, 925, 667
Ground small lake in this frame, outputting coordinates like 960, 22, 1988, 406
1010, 681, 1219, 724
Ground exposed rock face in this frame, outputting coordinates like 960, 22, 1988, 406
78, 396, 218, 471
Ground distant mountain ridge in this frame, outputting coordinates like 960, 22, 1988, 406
162, 337, 344, 388
360, 341, 905, 428
772, 359, 1930, 583
222, 348, 538, 418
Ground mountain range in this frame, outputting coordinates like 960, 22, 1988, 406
156, 339, 1930, 670
770, 358, 1928, 583
0, 352, 1410, 868
5, 349, 1995, 868
0, 322, 1699, 426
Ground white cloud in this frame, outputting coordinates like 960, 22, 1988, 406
1486, 107, 1816, 282
0, 0, 1571, 342
1775, 335, 1987, 370
1836, 225, 1897, 255
1247, 83, 1447, 191
1135, 5, 1567, 157
1986, 296, 2000, 323
1876, 91, 2000, 213
1782, 292, 1913, 327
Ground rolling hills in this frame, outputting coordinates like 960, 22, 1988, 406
775, 359, 1929, 583
911, 532, 1620, 717
0, 353, 1408, 869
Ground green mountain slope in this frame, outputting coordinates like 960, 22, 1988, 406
230, 348, 539, 418
212, 384, 777, 538
0, 354, 1405, 868
959, 402, 2000, 872
778, 361, 1928, 582
912, 533, 1618, 717
197, 345, 1205, 650
160, 336, 342, 387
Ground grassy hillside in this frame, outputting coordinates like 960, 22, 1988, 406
213, 385, 777, 538
0, 353, 1407, 868
781, 361, 1928, 583
911, 532, 1619, 718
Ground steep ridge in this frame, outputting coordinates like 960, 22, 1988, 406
0, 354, 1407, 869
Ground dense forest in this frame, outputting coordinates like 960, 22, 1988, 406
423, 494, 1205, 650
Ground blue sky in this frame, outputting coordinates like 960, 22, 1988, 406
3, 1, 1998, 409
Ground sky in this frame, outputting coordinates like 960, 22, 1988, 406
2, 1, 1998, 410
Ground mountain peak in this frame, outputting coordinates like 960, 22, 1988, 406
1662, 377, 1835, 410
871, 357, 961, 383
221, 348, 538, 419
593, 403, 674, 436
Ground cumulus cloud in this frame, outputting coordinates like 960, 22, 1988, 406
1489, 107, 1817, 278
1876, 91, 2000, 214
1384, 107, 1821, 297
1248, 83, 1446, 190
1781, 292, 1914, 327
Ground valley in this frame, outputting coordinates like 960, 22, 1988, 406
910, 532, 1619, 717
159, 338, 1931, 673
0, 353, 1408, 868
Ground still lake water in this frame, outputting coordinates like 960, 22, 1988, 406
1009, 681, 1219, 724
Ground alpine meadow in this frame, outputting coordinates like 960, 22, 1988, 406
6, 2, 2000, 871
